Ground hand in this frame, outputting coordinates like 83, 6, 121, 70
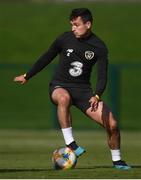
89, 96, 99, 112
14, 74, 27, 85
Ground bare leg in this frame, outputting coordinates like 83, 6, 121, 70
51, 88, 75, 146
51, 88, 72, 128
85, 101, 132, 169
86, 101, 120, 150
51, 88, 85, 155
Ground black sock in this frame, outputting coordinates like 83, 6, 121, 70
67, 141, 78, 150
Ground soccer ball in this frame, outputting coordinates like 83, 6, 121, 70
52, 147, 77, 170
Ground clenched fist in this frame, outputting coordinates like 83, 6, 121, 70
14, 74, 27, 85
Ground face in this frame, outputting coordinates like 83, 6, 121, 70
70, 16, 92, 38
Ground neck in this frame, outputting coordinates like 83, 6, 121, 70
82, 30, 92, 38
78, 30, 92, 40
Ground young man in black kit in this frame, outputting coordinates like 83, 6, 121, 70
14, 8, 131, 169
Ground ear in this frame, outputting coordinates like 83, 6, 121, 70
86, 21, 92, 29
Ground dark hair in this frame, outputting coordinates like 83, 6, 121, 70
70, 8, 93, 23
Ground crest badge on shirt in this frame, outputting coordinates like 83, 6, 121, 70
85, 51, 94, 60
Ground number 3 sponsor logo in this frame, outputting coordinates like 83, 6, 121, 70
69, 61, 83, 77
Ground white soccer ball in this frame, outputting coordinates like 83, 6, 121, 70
52, 147, 77, 170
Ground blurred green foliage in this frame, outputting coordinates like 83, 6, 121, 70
0, 1, 141, 63
0, 1, 141, 130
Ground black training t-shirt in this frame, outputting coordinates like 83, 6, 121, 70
25, 31, 108, 97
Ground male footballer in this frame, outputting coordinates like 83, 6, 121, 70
14, 8, 131, 169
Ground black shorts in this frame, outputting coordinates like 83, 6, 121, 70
49, 83, 94, 113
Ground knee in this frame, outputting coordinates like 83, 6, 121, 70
58, 94, 71, 107
110, 120, 118, 131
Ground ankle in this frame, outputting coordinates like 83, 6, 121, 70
67, 141, 78, 150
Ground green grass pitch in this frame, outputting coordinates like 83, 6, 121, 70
0, 130, 140, 178
0, 1, 141, 178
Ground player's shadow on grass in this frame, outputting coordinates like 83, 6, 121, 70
77, 165, 141, 169
0, 168, 50, 173
0, 165, 141, 173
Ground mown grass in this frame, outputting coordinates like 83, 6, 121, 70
0, 2, 140, 178
0, 130, 140, 178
